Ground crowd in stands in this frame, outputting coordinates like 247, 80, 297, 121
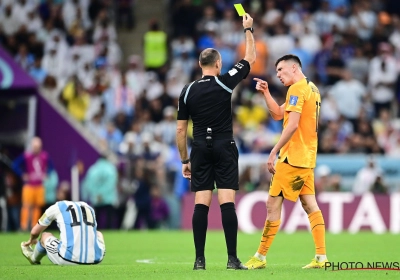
1, 0, 400, 231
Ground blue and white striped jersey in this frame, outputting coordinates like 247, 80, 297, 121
39, 201, 105, 264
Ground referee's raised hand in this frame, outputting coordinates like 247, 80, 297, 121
242, 13, 253, 28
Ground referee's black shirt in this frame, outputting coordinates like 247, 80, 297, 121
177, 59, 251, 138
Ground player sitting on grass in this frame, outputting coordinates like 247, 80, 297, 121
21, 200, 106, 265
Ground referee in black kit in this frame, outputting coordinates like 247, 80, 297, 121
176, 13, 256, 270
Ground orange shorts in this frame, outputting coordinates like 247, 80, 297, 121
269, 161, 314, 202
22, 185, 45, 207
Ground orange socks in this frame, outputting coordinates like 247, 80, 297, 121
308, 210, 326, 255
257, 220, 281, 256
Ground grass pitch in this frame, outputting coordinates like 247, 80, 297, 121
0, 230, 399, 280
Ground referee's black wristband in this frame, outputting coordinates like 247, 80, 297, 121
181, 159, 190, 164
244, 27, 254, 33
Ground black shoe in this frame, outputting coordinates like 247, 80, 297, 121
227, 255, 248, 270
193, 256, 206, 270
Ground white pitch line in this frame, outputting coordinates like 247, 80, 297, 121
136, 259, 154, 264
136, 259, 192, 265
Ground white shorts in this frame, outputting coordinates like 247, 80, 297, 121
44, 236, 78, 266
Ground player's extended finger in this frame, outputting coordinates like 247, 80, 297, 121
253, 78, 263, 83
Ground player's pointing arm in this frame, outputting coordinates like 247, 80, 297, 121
254, 78, 285, 120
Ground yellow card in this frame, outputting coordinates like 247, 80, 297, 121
234, 4, 246, 16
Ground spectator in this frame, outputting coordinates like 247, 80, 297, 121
237, 27, 269, 80
236, 95, 268, 130
170, 51, 196, 82
261, 0, 282, 31
113, 73, 136, 118
29, 57, 47, 84
314, 165, 341, 193
93, 18, 117, 43
86, 113, 104, 138
125, 55, 147, 99
313, 0, 340, 36
218, 8, 235, 41
61, 76, 90, 122
389, 15, 400, 54
25, 9, 43, 33
299, 26, 322, 56
347, 46, 370, 83
215, 38, 236, 76
42, 46, 67, 83
82, 154, 118, 229
196, 5, 217, 35
150, 186, 170, 229
0, 5, 20, 36
328, 70, 367, 125
27, 33, 44, 60
6, 169, 22, 232
368, 42, 397, 117
319, 92, 340, 123
116, 0, 135, 30
100, 122, 124, 153
0, 150, 13, 232
171, 34, 196, 59
370, 174, 388, 194
352, 157, 383, 195
348, 1, 377, 41
156, 106, 177, 146
143, 20, 168, 76
171, 0, 199, 37
268, 24, 294, 66
290, 37, 313, 76
325, 46, 346, 86
133, 158, 156, 229
166, 67, 188, 99
14, 44, 34, 71
197, 22, 217, 52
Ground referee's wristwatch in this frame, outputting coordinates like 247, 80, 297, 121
181, 159, 190, 164
244, 27, 254, 33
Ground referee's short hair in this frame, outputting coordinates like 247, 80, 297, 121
199, 48, 220, 67
275, 54, 302, 68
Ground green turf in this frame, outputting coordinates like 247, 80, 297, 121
0, 231, 399, 279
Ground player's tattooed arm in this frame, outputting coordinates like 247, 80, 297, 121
24, 224, 48, 246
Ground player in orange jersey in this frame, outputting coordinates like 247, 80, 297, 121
244, 54, 328, 269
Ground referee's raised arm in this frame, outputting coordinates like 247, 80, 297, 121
242, 13, 256, 66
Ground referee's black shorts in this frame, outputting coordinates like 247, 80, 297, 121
190, 135, 239, 192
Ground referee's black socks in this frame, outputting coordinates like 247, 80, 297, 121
193, 204, 209, 258
220, 202, 238, 258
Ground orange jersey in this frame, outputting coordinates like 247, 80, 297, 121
279, 78, 321, 168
